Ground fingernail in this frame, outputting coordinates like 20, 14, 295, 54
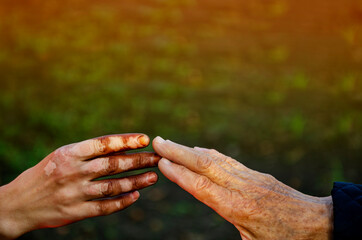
154, 136, 165, 144
160, 158, 171, 165
138, 135, 150, 146
158, 158, 175, 179
147, 173, 158, 184
132, 191, 140, 200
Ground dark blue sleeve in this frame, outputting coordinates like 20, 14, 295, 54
331, 182, 362, 240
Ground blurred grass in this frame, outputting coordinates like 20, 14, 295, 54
0, 0, 361, 239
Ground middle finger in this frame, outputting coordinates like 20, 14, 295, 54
153, 137, 237, 186
81, 152, 161, 179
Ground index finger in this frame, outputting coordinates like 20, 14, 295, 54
152, 137, 232, 184
63, 134, 150, 160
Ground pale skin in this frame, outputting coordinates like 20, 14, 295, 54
0, 133, 161, 240
153, 136, 334, 240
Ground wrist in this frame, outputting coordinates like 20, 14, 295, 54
320, 196, 334, 239
306, 196, 333, 240
0, 183, 29, 239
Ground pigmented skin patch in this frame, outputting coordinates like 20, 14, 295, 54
137, 135, 149, 146
68, 134, 149, 159
107, 135, 145, 150
44, 161, 57, 176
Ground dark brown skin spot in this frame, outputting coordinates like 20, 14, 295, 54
102, 152, 161, 169
102, 181, 115, 197
98, 136, 112, 154
105, 156, 120, 175
92, 134, 147, 156
122, 136, 129, 148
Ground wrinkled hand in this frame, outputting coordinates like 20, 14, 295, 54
0, 134, 160, 239
153, 137, 333, 240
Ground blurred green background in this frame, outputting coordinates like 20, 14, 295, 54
0, 0, 361, 239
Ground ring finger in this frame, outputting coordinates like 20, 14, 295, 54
83, 171, 158, 200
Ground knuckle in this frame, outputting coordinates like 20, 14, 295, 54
121, 196, 133, 207
53, 148, 63, 158
104, 157, 119, 175
133, 154, 143, 168
130, 176, 143, 189
102, 181, 115, 197
118, 195, 134, 209
260, 172, 276, 183
52, 147, 69, 163
195, 176, 212, 192
117, 198, 127, 210
209, 149, 219, 155
224, 156, 234, 163
266, 173, 276, 181
176, 166, 189, 181
196, 154, 212, 170
94, 138, 107, 154
54, 146, 68, 157
121, 136, 130, 148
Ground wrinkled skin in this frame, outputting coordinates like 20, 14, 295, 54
153, 137, 333, 240
0, 134, 160, 239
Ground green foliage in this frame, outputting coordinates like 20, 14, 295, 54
0, 0, 361, 239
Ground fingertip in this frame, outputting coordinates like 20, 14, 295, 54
151, 153, 162, 164
153, 136, 165, 146
132, 191, 140, 200
152, 136, 167, 155
147, 171, 158, 184
138, 134, 150, 146
159, 158, 172, 167
158, 158, 175, 179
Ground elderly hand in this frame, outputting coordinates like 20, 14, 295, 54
153, 137, 333, 240
0, 134, 160, 239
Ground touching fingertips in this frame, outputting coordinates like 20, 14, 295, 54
158, 158, 177, 180
153, 136, 166, 145
159, 158, 172, 169
152, 136, 166, 153
161, 157, 171, 164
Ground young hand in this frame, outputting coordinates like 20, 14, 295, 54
0, 134, 160, 239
